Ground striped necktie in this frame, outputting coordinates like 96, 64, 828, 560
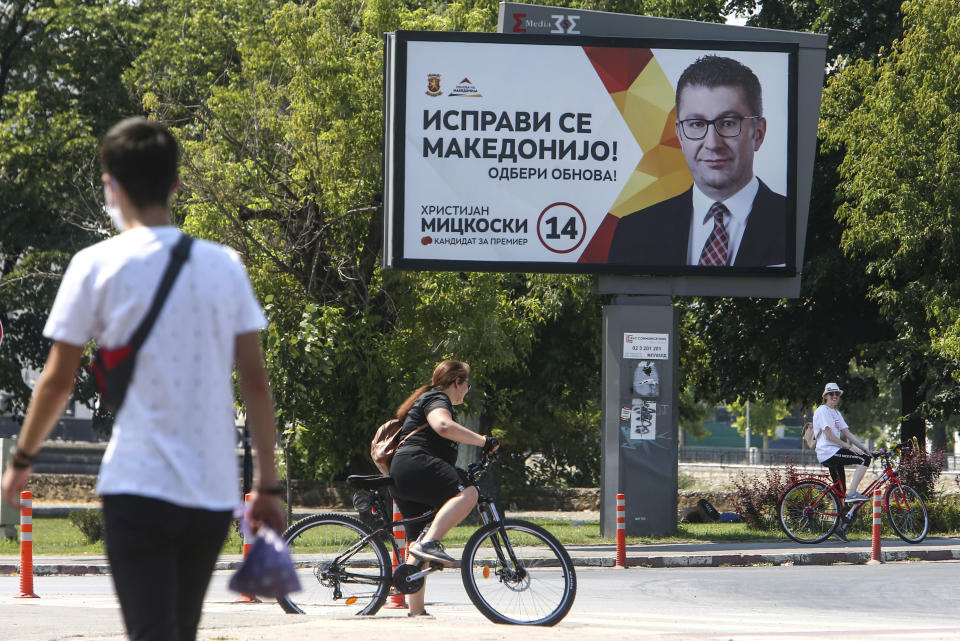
698, 202, 730, 266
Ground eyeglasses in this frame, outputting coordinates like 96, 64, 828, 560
677, 115, 761, 140
825, 392, 840, 397
461, 379, 471, 392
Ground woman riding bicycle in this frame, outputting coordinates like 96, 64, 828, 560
812, 382, 872, 504
390, 360, 499, 617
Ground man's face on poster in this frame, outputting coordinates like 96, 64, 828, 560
675, 84, 766, 202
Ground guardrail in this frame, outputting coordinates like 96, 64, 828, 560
12, 441, 960, 474
680, 446, 960, 470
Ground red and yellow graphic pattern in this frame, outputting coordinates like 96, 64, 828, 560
578, 47, 692, 263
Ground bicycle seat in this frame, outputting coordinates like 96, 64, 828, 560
347, 474, 394, 489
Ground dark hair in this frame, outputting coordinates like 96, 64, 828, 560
675, 55, 763, 116
99, 117, 179, 210
396, 360, 470, 422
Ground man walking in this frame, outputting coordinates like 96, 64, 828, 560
2, 117, 284, 641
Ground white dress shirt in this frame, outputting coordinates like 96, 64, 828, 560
686, 177, 760, 265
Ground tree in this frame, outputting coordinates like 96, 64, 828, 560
725, 0, 905, 65
678, 384, 713, 442
680, 0, 938, 448
542, 0, 724, 22
821, 0, 960, 450
726, 397, 790, 449
0, 1, 143, 422
122, 0, 656, 481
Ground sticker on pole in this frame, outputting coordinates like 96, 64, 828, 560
622, 333, 668, 360
630, 399, 656, 440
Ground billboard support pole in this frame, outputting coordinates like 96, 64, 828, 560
600, 296, 678, 536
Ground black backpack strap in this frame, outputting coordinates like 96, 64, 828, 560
128, 234, 194, 349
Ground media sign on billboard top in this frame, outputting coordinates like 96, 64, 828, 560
383, 31, 798, 276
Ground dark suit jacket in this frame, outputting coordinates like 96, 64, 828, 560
607, 180, 787, 267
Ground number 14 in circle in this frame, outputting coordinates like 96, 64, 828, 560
536, 202, 586, 254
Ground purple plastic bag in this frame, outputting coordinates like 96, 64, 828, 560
228, 526, 301, 598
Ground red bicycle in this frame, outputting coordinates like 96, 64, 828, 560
777, 443, 929, 544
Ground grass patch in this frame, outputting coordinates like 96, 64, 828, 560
0, 515, 244, 557
440, 518, 785, 546
7, 509, 952, 557
4, 515, 782, 556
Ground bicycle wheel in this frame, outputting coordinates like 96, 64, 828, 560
778, 480, 841, 544
277, 513, 391, 615
461, 518, 577, 626
885, 483, 929, 543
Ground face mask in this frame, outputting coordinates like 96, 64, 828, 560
104, 182, 126, 231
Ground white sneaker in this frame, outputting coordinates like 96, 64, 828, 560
845, 492, 868, 503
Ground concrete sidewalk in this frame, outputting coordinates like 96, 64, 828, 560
3, 536, 959, 576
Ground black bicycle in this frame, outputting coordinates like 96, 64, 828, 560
277, 453, 577, 626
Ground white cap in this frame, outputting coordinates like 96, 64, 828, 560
822, 382, 843, 397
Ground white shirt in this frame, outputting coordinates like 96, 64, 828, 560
686, 177, 760, 265
812, 403, 848, 463
43, 226, 267, 510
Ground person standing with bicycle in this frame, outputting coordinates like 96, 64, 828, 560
813, 382, 872, 505
390, 360, 499, 618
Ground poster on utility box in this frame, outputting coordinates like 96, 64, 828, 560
387, 31, 794, 274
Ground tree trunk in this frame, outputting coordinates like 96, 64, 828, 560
932, 423, 947, 454
899, 373, 925, 450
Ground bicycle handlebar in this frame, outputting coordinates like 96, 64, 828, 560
467, 450, 499, 484
871, 442, 905, 459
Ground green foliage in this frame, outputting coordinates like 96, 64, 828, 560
725, 0, 905, 65
678, 384, 713, 440
677, 471, 696, 490
838, 362, 901, 441
484, 277, 603, 494
13, 0, 934, 490
122, 0, 621, 483
534, 0, 724, 22
681, 0, 960, 451
928, 493, 960, 534
0, 1, 143, 421
820, 0, 960, 442
726, 398, 790, 439
67, 510, 104, 544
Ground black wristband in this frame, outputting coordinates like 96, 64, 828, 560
255, 486, 284, 495
11, 448, 36, 469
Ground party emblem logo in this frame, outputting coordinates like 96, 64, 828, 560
425, 73, 442, 97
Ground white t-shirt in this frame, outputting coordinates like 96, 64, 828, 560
43, 226, 267, 510
812, 403, 848, 463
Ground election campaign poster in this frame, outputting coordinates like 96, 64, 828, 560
383, 31, 797, 276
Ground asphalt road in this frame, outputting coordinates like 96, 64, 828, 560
2, 561, 959, 641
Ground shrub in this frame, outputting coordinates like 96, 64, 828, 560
677, 472, 696, 490
68, 510, 104, 544
896, 447, 945, 500
732, 463, 803, 530
928, 494, 960, 534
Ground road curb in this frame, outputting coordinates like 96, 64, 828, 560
618, 548, 960, 567
3, 547, 959, 576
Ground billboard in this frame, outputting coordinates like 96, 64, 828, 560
383, 31, 798, 276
